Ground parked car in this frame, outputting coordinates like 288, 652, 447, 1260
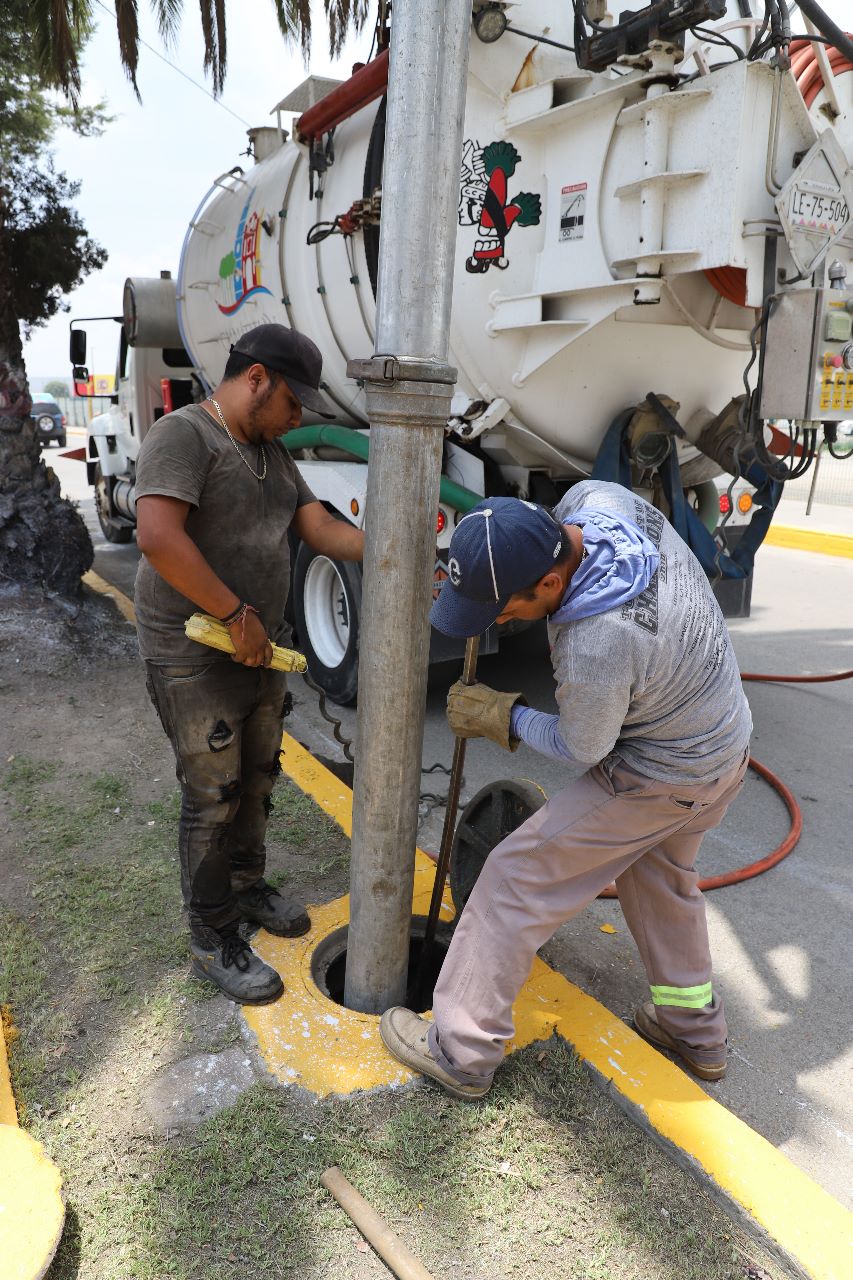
31, 392, 66, 448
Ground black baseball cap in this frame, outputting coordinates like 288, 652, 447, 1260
230, 323, 335, 418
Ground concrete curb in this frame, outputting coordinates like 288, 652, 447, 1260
765, 525, 853, 559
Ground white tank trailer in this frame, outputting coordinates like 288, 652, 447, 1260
75, 0, 853, 701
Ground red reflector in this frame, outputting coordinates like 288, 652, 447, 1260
436, 509, 447, 534
160, 378, 174, 415
719, 494, 731, 514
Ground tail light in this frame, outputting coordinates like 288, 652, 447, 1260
436, 508, 447, 534
61, 415, 66, 425
737, 492, 753, 514
719, 494, 731, 514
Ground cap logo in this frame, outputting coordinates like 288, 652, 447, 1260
553, 539, 562, 559
448, 557, 462, 586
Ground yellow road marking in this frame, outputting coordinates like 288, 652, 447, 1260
765, 525, 853, 559
0, 1008, 17, 1126
82, 570, 136, 623
252, 734, 853, 1280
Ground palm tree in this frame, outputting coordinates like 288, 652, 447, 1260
1, 0, 370, 597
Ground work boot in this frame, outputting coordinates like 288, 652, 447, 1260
633, 1002, 728, 1082
379, 1006, 492, 1101
233, 878, 311, 937
190, 926, 283, 1004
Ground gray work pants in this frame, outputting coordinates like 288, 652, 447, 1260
429, 751, 748, 1085
144, 660, 288, 936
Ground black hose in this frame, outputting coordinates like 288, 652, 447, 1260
362, 95, 386, 299
794, 0, 853, 64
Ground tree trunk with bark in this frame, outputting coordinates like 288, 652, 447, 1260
0, 201, 93, 598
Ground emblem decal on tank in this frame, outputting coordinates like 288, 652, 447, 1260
459, 140, 541, 274
217, 190, 273, 315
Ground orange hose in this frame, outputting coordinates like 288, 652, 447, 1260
741, 668, 853, 683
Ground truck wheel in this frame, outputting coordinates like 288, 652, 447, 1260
94, 463, 133, 544
292, 541, 361, 706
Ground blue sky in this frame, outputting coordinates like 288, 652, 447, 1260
24, 1, 368, 379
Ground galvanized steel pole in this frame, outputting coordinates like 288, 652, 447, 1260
343, 0, 472, 1013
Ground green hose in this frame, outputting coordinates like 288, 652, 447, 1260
281, 424, 482, 514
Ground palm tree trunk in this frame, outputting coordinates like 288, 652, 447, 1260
0, 194, 93, 597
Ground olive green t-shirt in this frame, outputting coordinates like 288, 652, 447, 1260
134, 404, 316, 662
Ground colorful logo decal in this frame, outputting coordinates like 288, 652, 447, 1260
217, 191, 272, 315
459, 140, 541, 274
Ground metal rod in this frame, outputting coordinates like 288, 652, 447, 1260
413, 635, 480, 1004
320, 1167, 437, 1280
343, 0, 473, 1015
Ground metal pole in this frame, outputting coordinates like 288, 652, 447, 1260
343, 0, 472, 1013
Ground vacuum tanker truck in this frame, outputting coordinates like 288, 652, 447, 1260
70, 0, 853, 702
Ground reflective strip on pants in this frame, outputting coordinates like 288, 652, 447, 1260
650, 981, 713, 1009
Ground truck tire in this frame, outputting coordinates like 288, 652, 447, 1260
94, 463, 133, 544
292, 540, 361, 706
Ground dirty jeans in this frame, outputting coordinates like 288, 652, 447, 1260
144, 660, 288, 936
429, 750, 749, 1085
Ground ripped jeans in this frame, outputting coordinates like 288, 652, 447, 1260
144, 660, 288, 936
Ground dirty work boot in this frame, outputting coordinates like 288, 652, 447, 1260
379, 1007, 492, 1101
190, 926, 283, 1004
633, 1002, 728, 1082
233, 879, 310, 938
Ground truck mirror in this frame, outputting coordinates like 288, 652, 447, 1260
72, 366, 90, 397
69, 329, 87, 365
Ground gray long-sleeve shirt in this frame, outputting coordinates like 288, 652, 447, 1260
544, 481, 751, 785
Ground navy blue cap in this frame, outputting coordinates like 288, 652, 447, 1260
430, 497, 566, 638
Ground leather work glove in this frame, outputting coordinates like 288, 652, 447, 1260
447, 681, 527, 752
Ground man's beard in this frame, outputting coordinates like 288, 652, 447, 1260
245, 382, 278, 440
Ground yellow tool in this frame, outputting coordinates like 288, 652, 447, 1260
184, 613, 308, 673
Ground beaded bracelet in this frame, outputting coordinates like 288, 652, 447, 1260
221, 601, 260, 641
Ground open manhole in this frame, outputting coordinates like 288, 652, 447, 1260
311, 916, 453, 1014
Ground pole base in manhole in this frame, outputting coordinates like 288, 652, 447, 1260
311, 916, 453, 1013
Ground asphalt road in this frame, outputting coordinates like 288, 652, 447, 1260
50, 436, 853, 1208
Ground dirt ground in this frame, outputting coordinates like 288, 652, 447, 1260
0, 583, 783, 1280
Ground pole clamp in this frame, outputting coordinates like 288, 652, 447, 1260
346, 355, 457, 386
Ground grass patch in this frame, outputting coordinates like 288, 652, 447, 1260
1, 751, 782, 1280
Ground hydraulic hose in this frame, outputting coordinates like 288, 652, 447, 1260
792, 0, 853, 66
282, 423, 482, 514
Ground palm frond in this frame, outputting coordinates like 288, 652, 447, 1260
151, 0, 183, 48
32, 0, 94, 106
324, 0, 370, 60
271, 0, 313, 60
113, 0, 142, 101
197, 0, 225, 97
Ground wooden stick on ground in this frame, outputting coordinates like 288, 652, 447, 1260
320, 1166, 437, 1280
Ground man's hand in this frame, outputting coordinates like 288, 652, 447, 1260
228, 610, 273, 668
447, 681, 527, 751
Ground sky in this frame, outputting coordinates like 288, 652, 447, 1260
22, 0, 852, 381
23, 1, 369, 380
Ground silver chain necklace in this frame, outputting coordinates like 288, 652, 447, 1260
208, 397, 267, 481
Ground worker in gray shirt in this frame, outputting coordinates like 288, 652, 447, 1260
135, 325, 363, 1005
380, 482, 750, 1096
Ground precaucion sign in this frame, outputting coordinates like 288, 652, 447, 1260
560, 183, 587, 241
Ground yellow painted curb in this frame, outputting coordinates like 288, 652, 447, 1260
0, 1126, 65, 1280
259, 733, 853, 1280
0, 1008, 18, 1126
765, 525, 853, 559
82, 570, 136, 623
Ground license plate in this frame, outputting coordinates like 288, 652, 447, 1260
788, 186, 849, 236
